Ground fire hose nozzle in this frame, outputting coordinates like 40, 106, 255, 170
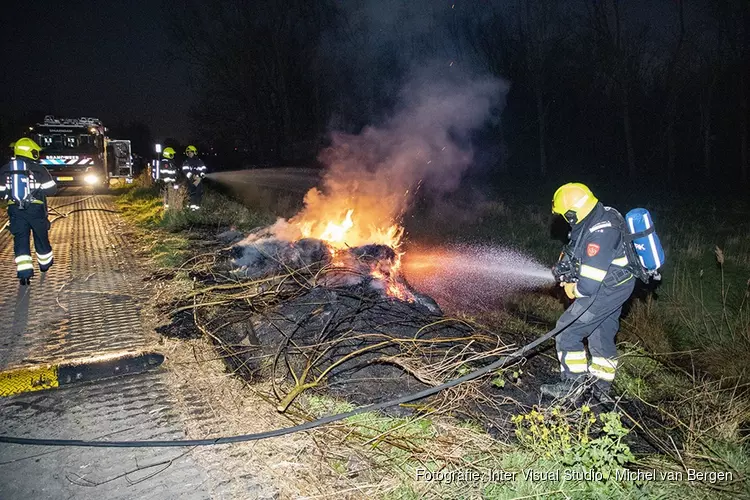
552, 255, 579, 283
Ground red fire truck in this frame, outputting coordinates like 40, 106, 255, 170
27, 116, 133, 189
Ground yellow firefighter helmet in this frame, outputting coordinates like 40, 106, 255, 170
185, 145, 197, 154
552, 183, 599, 224
163, 147, 176, 159
14, 138, 41, 161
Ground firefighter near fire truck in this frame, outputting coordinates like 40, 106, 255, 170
0, 138, 57, 285
156, 147, 179, 209
541, 183, 665, 402
181, 145, 207, 211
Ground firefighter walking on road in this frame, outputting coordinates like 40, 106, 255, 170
541, 183, 635, 402
0, 138, 57, 285
157, 147, 179, 209
181, 145, 206, 211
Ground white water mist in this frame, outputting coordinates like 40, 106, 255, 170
402, 244, 554, 312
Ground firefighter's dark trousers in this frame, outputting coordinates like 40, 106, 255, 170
187, 180, 203, 210
555, 277, 635, 388
8, 203, 53, 279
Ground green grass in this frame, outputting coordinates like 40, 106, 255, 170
304, 394, 723, 499
114, 178, 274, 268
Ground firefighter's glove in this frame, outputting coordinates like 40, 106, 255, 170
562, 282, 577, 300
193, 178, 200, 186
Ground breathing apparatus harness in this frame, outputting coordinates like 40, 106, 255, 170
551, 207, 654, 286
4, 168, 45, 211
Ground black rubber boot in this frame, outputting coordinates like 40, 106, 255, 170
591, 381, 615, 404
19, 277, 31, 286
540, 377, 590, 401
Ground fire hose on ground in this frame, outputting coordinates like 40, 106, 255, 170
0, 300, 594, 448
0, 196, 120, 233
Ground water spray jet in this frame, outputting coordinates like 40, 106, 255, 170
402, 244, 554, 312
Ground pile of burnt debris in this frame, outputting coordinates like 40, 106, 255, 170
159, 226, 526, 417
156, 226, 667, 453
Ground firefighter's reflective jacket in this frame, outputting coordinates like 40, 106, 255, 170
0, 158, 57, 207
158, 158, 178, 184
181, 157, 207, 181
564, 202, 633, 298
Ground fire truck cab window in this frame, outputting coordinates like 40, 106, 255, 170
64, 135, 77, 148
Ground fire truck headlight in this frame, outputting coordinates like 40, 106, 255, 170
84, 173, 99, 185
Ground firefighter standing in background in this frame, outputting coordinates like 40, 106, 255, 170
0, 138, 57, 285
157, 147, 179, 208
541, 183, 635, 402
181, 145, 206, 211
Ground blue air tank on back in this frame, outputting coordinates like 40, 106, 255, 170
625, 208, 665, 273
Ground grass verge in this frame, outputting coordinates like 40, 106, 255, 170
117, 178, 750, 498
115, 177, 274, 268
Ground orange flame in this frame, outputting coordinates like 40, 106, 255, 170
296, 207, 405, 252
319, 209, 354, 246
287, 207, 412, 301
272, 177, 414, 301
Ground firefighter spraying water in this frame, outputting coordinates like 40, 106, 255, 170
542, 183, 665, 402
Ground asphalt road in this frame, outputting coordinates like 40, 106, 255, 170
0, 194, 243, 499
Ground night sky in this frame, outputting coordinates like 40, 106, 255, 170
0, 0, 194, 142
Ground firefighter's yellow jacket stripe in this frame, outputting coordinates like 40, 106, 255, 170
569, 204, 633, 296
611, 256, 629, 266
0, 365, 59, 397
579, 264, 607, 282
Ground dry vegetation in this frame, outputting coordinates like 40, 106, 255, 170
118, 181, 750, 499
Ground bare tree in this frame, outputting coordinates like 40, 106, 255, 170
515, 0, 567, 176
714, 0, 750, 184
688, 11, 725, 180
170, 0, 337, 162
462, 1, 516, 81
659, 0, 688, 182
583, 0, 651, 179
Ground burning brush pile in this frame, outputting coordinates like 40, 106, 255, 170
230, 210, 424, 306
168, 70, 516, 414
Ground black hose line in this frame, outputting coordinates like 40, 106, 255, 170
49, 207, 120, 224
0, 301, 590, 449
49, 196, 96, 211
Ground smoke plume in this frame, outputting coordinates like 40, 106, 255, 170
268, 66, 508, 246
